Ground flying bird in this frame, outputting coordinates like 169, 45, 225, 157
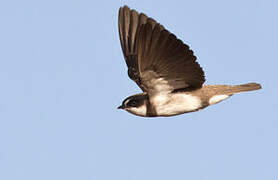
117, 5, 261, 117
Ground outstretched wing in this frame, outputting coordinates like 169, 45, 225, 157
137, 22, 205, 96
118, 6, 164, 91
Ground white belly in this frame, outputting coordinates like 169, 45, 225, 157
151, 93, 202, 116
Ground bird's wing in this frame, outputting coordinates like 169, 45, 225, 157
118, 6, 164, 91
137, 22, 205, 96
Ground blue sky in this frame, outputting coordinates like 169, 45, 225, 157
0, 0, 277, 179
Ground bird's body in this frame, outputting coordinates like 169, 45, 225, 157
117, 6, 261, 117
122, 83, 261, 117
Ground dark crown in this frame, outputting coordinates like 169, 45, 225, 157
122, 94, 148, 108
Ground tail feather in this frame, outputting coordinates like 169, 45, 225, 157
230, 83, 262, 94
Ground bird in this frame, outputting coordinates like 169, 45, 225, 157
117, 5, 261, 117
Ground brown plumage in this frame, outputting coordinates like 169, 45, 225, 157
137, 22, 205, 94
117, 6, 261, 117
118, 6, 164, 91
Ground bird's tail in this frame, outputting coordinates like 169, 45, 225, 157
226, 83, 262, 94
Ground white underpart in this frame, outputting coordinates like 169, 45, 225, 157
139, 71, 204, 116
209, 95, 229, 105
152, 93, 202, 116
126, 106, 147, 117
140, 72, 203, 116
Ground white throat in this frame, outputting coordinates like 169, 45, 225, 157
125, 105, 147, 117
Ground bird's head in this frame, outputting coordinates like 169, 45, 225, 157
118, 93, 148, 117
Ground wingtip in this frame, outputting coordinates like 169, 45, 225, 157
121, 5, 130, 11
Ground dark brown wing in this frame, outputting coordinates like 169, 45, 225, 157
118, 6, 164, 91
137, 23, 205, 95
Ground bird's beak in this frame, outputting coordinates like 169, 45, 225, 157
117, 105, 124, 109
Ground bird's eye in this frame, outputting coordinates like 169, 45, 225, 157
127, 99, 138, 107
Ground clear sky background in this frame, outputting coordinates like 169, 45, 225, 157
0, 0, 277, 179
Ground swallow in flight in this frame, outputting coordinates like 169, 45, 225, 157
117, 6, 261, 117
